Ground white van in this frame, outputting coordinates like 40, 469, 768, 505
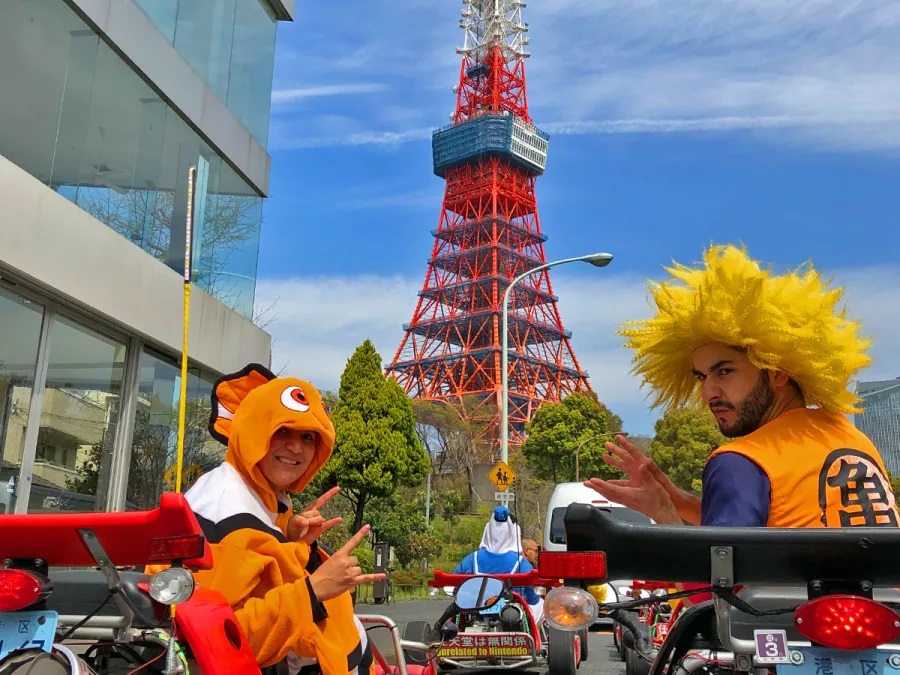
542, 482, 653, 624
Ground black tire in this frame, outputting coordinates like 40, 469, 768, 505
403, 620, 433, 666
547, 627, 577, 675
625, 647, 652, 675
579, 627, 589, 662
617, 610, 638, 661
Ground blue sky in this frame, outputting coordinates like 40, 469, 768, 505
254, 0, 900, 436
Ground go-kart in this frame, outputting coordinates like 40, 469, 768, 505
422, 570, 586, 673
612, 580, 678, 667
539, 504, 900, 675
0, 493, 260, 673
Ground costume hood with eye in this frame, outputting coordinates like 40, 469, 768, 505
180, 364, 370, 675
209, 362, 335, 513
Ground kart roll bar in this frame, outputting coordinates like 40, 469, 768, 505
429, 569, 562, 589
0, 492, 212, 570
560, 503, 900, 663
562, 502, 900, 585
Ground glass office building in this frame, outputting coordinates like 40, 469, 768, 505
855, 379, 900, 476
0, 0, 293, 514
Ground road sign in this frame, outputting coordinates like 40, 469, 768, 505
488, 460, 516, 492
495, 492, 515, 504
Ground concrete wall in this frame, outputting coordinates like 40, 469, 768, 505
0, 154, 271, 374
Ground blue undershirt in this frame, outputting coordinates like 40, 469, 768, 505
700, 452, 771, 527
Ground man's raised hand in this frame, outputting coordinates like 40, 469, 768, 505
308, 524, 385, 602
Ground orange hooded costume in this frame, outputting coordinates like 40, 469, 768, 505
182, 363, 370, 675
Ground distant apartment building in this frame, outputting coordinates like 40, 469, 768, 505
0, 0, 294, 514
855, 378, 900, 476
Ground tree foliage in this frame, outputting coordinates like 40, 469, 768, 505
319, 340, 430, 532
366, 490, 444, 568
411, 399, 485, 510
649, 407, 727, 493
521, 392, 623, 483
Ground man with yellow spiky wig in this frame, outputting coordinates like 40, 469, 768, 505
586, 244, 898, 532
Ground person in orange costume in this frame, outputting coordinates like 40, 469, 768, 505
182, 363, 382, 675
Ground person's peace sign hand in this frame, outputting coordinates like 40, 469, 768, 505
287, 486, 343, 544
308, 524, 385, 602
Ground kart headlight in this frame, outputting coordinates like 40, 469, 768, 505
149, 567, 195, 606
545, 586, 598, 632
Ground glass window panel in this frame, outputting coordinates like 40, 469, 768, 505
0, 0, 263, 319
133, 0, 276, 144
28, 315, 126, 513
126, 350, 221, 510
133, 0, 179, 43
227, 0, 277, 145
193, 160, 262, 318
173, 0, 236, 103
0, 287, 44, 515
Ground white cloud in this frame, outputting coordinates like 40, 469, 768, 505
269, 0, 900, 152
276, 127, 433, 150
255, 264, 900, 436
271, 84, 389, 103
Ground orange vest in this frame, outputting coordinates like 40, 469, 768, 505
707, 408, 899, 529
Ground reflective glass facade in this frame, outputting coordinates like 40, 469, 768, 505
126, 350, 220, 510
133, 0, 277, 145
0, 0, 262, 319
0, 284, 223, 514
856, 380, 900, 476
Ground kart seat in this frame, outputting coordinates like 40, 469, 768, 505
45, 569, 161, 628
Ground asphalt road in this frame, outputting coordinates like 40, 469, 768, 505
357, 598, 625, 675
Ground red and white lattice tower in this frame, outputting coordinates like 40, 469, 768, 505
386, 0, 592, 452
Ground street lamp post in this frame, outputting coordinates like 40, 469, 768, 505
500, 252, 614, 464
574, 431, 625, 482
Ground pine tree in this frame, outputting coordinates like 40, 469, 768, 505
320, 340, 429, 532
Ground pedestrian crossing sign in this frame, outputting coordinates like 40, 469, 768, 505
489, 460, 516, 492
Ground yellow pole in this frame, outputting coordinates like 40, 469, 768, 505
174, 166, 197, 495
167, 167, 197, 637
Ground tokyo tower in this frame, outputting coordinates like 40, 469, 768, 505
386, 0, 592, 452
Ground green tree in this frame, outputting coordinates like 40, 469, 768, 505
439, 489, 465, 526
888, 472, 900, 499
319, 340, 430, 532
521, 392, 623, 483
411, 399, 483, 510
367, 490, 440, 568
649, 407, 726, 493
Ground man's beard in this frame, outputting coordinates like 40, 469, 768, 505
712, 372, 775, 438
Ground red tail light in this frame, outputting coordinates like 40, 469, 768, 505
538, 551, 606, 580
795, 595, 900, 650
0, 569, 47, 612
149, 534, 205, 562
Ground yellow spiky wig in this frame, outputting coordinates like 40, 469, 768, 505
620, 244, 872, 415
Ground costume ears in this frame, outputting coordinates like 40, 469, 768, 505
208, 363, 277, 444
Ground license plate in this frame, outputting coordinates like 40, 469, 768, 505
775, 647, 900, 675
0, 610, 59, 661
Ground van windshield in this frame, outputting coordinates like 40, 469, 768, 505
549, 506, 651, 545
